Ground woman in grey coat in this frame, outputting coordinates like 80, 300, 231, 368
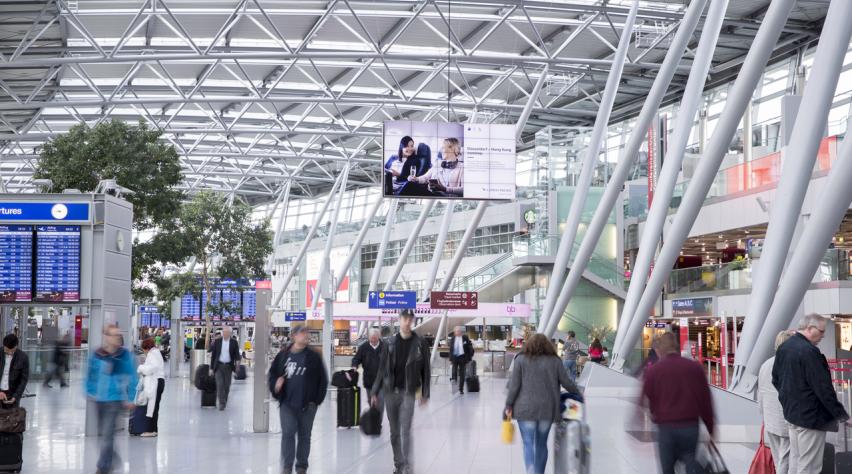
505, 333, 581, 474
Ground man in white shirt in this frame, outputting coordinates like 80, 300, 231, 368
0, 334, 29, 408
208, 327, 241, 410
448, 326, 473, 395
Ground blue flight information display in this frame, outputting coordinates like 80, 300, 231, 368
221, 288, 242, 321
242, 290, 256, 320
0, 225, 33, 302
34, 225, 80, 302
181, 294, 201, 320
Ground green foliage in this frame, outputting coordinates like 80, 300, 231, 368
152, 191, 272, 338
35, 120, 184, 230
35, 120, 187, 301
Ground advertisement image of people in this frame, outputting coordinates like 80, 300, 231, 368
382, 121, 517, 200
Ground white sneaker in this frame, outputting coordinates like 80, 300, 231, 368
140, 432, 158, 437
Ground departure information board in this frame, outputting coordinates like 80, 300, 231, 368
221, 288, 241, 320
242, 290, 256, 320
0, 225, 33, 302
34, 225, 80, 302
181, 294, 201, 320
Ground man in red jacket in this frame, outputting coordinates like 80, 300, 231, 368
640, 332, 715, 474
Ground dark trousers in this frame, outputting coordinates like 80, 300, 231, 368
44, 360, 68, 386
279, 403, 318, 471
657, 423, 700, 474
451, 359, 467, 393
151, 378, 165, 432
96, 401, 123, 472
214, 363, 234, 409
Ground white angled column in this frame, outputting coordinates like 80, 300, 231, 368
422, 202, 455, 301
731, 0, 852, 392
612, 0, 798, 369
383, 200, 436, 292
537, 0, 639, 333
543, 0, 709, 340
312, 164, 351, 311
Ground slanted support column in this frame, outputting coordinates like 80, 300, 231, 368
311, 164, 351, 311
544, 0, 710, 341
383, 200, 436, 292
422, 202, 455, 301
537, 0, 639, 333
612, 0, 799, 370
731, 0, 852, 392
360, 200, 398, 337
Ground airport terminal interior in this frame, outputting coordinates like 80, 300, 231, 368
1, 0, 852, 472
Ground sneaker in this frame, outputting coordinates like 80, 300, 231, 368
140, 432, 157, 437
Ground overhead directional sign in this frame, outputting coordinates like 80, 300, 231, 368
285, 311, 307, 322
430, 291, 479, 309
0, 202, 90, 222
367, 291, 417, 309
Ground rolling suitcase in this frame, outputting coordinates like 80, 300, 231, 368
336, 387, 360, 428
0, 432, 22, 473
553, 393, 590, 474
129, 405, 152, 435
201, 389, 216, 408
465, 360, 480, 392
233, 364, 247, 380
194, 364, 210, 390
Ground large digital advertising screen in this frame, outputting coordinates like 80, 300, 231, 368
382, 121, 516, 200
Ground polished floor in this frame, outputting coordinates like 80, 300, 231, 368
21, 361, 755, 473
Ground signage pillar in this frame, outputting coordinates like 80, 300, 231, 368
322, 256, 334, 379
170, 298, 181, 377
720, 313, 728, 389
678, 318, 689, 354
253, 282, 272, 433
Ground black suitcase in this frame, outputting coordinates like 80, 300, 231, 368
331, 369, 358, 388
359, 407, 381, 436
337, 387, 360, 428
194, 364, 210, 390
129, 405, 151, 435
0, 432, 22, 473
822, 442, 835, 474
466, 375, 480, 393
234, 364, 246, 380
466, 360, 477, 378
201, 389, 216, 408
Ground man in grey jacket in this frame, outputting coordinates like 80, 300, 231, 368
370, 309, 430, 474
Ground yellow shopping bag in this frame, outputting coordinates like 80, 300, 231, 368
501, 417, 515, 444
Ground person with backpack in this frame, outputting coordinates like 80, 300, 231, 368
86, 325, 137, 474
504, 333, 580, 474
268, 325, 328, 474
562, 331, 581, 383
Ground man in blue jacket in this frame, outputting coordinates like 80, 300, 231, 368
773, 313, 851, 473
86, 325, 138, 474
269, 325, 328, 474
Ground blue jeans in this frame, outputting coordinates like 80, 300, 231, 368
96, 401, 123, 472
518, 420, 552, 474
279, 402, 318, 471
563, 359, 577, 384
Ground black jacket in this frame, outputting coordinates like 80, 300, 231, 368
772, 332, 849, 430
371, 332, 430, 400
448, 335, 474, 363
352, 340, 383, 389
268, 346, 328, 408
0, 350, 29, 403
208, 337, 241, 372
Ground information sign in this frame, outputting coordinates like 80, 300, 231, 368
0, 202, 90, 222
285, 311, 307, 322
430, 291, 478, 309
34, 225, 80, 302
367, 291, 417, 309
0, 225, 32, 302
242, 289, 256, 320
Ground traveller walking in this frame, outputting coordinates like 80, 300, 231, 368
588, 338, 604, 363
639, 332, 714, 474
137, 337, 165, 437
268, 325, 328, 474
772, 313, 851, 473
370, 309, 431, 474
0, 334, 29, 407
448, 326, 474, 395
352, 328, 383, 393
504, 333, 580, 474
44, 333, 69, 388
208, 326, 241, 410
562, 331, 581, 383
758, 330, 795, 474
86, 325, 138, 474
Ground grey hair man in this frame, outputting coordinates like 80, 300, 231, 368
773, 314, 850, 474
208, 326, 241, 410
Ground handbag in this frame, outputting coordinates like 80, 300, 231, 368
500, 415, 515, 444
134, 378, 148, 406
695, 439, 730, 474
0, 406, 26, 433
748, 425, 776, 474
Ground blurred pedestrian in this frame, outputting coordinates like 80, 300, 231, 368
588, 338, 604, 363
0, 334, 29, 407
44, 333, 70, 388
448, 326, 474, 395
773, 313, 851, 473
137, 337, 165, 437
640, 332, 714, 474
758, 330, 795, 474
504, 333, 580, 474
86, 325, 137, 474
208, 326, 241, 410
269, 326, 328, 474
370, 309, 431, 474
562, 331, 580, 383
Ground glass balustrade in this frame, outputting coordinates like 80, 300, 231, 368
512, 234, 627, 290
